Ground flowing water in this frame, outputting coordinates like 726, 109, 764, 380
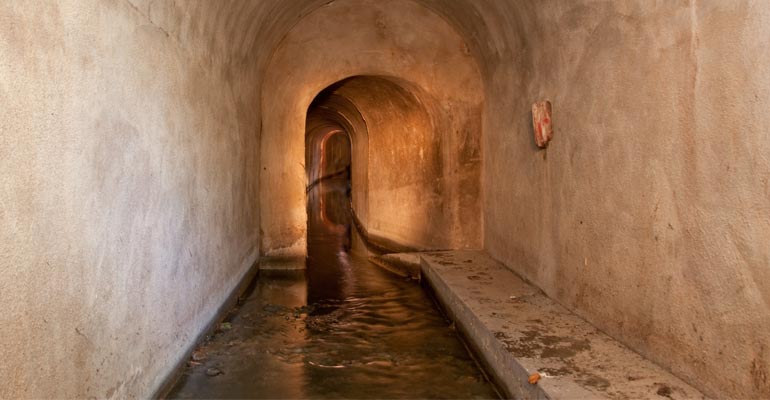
168, 178, 499, 399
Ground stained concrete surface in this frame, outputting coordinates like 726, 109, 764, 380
480, 2, 770, 398
420, 251, 705, 399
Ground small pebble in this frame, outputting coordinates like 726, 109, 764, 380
206, 367, 222, 377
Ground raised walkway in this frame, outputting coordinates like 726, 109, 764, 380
395, 250, 704, 399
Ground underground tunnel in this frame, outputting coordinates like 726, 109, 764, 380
2, 0, 769, 399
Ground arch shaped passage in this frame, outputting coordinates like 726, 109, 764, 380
259, 0, 484, 257
306, 92, 369, 239
307, 76, 447, 252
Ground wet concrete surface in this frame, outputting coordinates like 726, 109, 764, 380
167, 178, 498, 399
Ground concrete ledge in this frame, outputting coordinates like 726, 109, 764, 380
420, 250, 705, 399
369, 252, 422, 279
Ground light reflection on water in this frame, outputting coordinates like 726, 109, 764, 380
168, 179, 498, 399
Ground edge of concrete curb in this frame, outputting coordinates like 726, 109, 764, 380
420, 255, 548, 400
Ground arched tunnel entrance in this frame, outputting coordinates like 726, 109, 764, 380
301, 75, 437, 302
300, 75, 479, 256
167, 76, 498, 398
302, 75, 448, 302
170, 2, 492, 396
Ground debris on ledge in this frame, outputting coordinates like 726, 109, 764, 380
420, 250, 705, 399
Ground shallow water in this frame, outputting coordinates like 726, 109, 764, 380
168, 179, 499, 399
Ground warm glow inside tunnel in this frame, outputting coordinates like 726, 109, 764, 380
304, 76, 460, 253
305, 127, 351, 232
4, 0, 769, 398
259, 4, 485, 257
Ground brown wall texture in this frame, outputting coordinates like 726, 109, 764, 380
0, 1, 263, 397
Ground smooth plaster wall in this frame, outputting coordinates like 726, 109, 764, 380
479, 1, 770, 398
259, 0, 484, 256
0, 1, 262, 397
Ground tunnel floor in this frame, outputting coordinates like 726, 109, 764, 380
166, 178, 498, 399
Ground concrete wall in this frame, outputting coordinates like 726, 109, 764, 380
2, 0, 768, 398
0, 1, 262, 397
259, 0, 484, 256
477, 1, 770, 398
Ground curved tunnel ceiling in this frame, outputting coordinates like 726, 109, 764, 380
128, 0, 534, 89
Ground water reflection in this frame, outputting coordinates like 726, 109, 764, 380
306, 176, 352, 304
167, 178, 498, 399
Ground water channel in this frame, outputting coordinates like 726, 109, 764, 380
167, 177, 499, 399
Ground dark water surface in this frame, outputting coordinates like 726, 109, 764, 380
168, 179, 498, 399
